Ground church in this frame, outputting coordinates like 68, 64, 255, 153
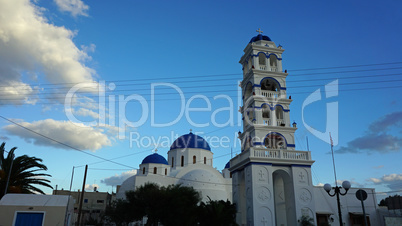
117, 31, 381, 226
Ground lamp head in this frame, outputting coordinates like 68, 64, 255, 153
342, 180, 351, 190
323, 183, 332, 192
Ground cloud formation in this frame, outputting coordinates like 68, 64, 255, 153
101, 170, 137, 186
0, 0, 96, 105
336, 111, 402, 154
54, 0, 89, 17
85, 183, 99, 191
3, 119, 111, 151
369, 174, 402, 190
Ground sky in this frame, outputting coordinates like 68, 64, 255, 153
0, 0, 401, 202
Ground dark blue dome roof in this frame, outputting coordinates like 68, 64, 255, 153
170, 132, 211, 151
225, 161, 230, 169
249, 34, 272, 43
141, 153, 168, 165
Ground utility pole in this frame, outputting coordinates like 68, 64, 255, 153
76, 165, 88, 226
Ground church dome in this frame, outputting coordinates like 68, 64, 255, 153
170, 132, 211, 151
141, 153, 168, 165
249, 34, 272, 43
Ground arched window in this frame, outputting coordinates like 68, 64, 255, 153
171, 157, 174, 167
261, 79, 279, 92
181, 156, 184, 167
262, 105, 270, 118
165, 168, 167, 175
204, 157, 206, 164
275, 106, 284, 119
244, 83, 253, 100
193, 155, 196, 164
143, 167, 145, 175
269, 55, 278, 71
153, 167, 157, 174
264, 133, 287, 149
258, 53, 266, 68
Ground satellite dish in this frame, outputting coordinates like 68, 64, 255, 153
356, 189, 367, 201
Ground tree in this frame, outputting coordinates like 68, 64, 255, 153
198, 197, 238, 226
106, 183, 201, 226
0, 142, 53, 199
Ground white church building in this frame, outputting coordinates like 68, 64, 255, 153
117, 32, 383, 226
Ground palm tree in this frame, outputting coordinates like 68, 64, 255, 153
0, 142, 53, 199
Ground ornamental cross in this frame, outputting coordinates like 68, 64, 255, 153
256, 28, 263, 34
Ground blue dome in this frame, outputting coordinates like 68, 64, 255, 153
225, 161, 230, 169
170, 132, 211, 151
141, 153, 168, 165
249, 34, 272, 43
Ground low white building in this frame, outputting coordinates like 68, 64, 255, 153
0, 194, 74, 226
117, 131, 232, 202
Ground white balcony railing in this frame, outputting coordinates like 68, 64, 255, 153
230, 148, 312, 168
260, 90, 280, 98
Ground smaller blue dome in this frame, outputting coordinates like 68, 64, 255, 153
225, 161, 230, 169
249, 34, 272, 43
141, 153, 168, 165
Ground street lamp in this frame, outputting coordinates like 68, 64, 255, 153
323, 180, 351, 226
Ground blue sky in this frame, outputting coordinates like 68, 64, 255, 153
0, 0, 401, 201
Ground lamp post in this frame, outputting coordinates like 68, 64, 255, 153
323, 180, 351, 226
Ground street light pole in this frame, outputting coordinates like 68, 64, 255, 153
324, 181, 351, 226
324, 133, 351, 226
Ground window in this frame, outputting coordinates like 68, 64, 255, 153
165, 168, 167, 175
153, 167, 157, 174
275, 106, 283, 119
258, 53, 266, 66
143, 167, 145, 174
193, 156, 196, 164
15, 213, 44, 226
262, 105, 270, 118
204, 157, 206, 164
264, 133, 286, 149
171, 157, 174, 167
181, 156, 184, 167
84, 199, 88, 203
97, 200, 104, 204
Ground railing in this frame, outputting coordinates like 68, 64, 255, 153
276, 119, 285, 126
263, 119, 271, 125
230, 148, 312, 167
270, 67, 277, 72
260, 90, 280, 98
259, 66, 266, 70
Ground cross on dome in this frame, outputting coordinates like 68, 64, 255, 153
256, 28, 263, 34
190, 129, 193, 133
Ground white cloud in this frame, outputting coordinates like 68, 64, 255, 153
54, 0, 89, 17
101, 170, 137, 186
0, 0, 96, 105
73, 108, 100, 120
369, 173, 402, 190
85, 183, 99, 191
3, 119, 111, 151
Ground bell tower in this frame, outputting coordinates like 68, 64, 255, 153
230, 30, 316, 226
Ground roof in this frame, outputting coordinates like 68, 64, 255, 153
249, 34, 272, 43
225, 161, 230, 169
170, 132, 211, 151
141, 153, 168, 165
0, 194, 70, 207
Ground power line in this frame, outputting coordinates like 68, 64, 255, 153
0, 115, 136, 170
1, 62, 401, 89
